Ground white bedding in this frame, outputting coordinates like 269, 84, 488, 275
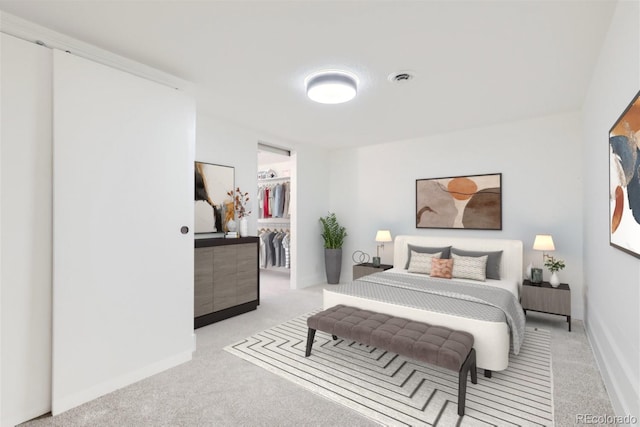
323, 235, 524, 372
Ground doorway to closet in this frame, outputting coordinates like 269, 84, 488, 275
257, 143, 292, 297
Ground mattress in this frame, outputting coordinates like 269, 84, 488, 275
386, 267, 520, 299
326, 270, 525, 352
323, 272, 526, 371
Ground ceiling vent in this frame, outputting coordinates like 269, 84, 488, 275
388, 71, 415, 83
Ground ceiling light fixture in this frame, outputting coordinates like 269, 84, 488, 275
305, 70, 358, 104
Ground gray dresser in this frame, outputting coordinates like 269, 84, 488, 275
194, 237, 259, 328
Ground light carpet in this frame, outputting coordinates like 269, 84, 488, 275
225, 310, 554, 426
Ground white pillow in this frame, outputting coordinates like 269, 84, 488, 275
451, 253, 488, 281
407, 250, 442, 275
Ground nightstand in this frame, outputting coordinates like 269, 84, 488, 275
353, 263, 393, 280
521, 279, 571, 331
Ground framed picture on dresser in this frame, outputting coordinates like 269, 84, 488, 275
195, 161, 234, 234
416, 173, 502, 230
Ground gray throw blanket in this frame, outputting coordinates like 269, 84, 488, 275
348, 271, 526, 354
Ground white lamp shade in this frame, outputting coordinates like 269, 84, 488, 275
533, 234, 555, 251
306, 71, 358, 104
375, 230, 392, 243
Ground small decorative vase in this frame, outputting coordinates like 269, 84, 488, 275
550, 272, 560, 287
227, 219, 237, 232
239, 217, 248, 237
524, 262, 533, 280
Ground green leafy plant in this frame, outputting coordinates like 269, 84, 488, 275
544, 256, 566, 273
319, 212, 347, 249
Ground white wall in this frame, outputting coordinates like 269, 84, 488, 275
582, 0, 640, 418
196, 112, 330, 288
0, 33, 53, 427
290, 145, 330, 286
329, 112, 585, 316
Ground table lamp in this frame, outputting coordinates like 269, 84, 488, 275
532, 234, 555, 283
373, 230, 392, 267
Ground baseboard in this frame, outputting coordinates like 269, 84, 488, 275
52, 349, 192, 415
2, 402, 51, 427
585, 307, 639, 418
295, 273, 327, 289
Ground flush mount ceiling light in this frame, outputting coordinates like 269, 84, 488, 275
305, 70, 358, 104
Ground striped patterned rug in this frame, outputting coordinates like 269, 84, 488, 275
225, 310, 554, 426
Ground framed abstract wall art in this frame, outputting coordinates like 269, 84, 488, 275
610, 90, 640, 259
416, 173, 502, 230
195, 161, 234, 234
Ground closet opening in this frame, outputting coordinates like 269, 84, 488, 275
257, 142, 293, 296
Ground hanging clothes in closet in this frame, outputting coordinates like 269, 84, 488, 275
258, 227, 290, 269
257, 180, 290, 219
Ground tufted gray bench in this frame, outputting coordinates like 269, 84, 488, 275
305, 304, 477, 417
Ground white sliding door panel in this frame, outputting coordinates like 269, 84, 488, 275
1, 33, 53, 427
52, 50, 194, 414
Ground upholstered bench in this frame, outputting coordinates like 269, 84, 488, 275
305, 304, 477, 417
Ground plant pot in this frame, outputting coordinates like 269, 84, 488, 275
550, 272, 560, 287
239, 217, 248, 237
324, 248, 342, 284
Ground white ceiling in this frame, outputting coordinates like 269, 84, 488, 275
0, 1, 616, 149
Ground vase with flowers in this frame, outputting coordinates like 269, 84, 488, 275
544, 255, 566, 287
227, 187, 251, 237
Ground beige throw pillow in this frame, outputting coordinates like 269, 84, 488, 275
451, 253, 488, 281
407, 250, 442, 274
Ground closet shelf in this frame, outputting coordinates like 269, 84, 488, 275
257, 218, 290, 223
257, 176, 291, 183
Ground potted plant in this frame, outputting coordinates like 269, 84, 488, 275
319, 212, 347, 284
544, 255, 565, 287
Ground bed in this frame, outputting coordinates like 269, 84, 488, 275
323, 235, 525, 373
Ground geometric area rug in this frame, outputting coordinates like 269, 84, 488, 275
225, 310, 554, 426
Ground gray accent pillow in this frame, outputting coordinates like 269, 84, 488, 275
404, 244, 452, 269
450, 247, 503, 280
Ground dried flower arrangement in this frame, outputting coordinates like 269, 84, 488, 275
227, 187, 251, 218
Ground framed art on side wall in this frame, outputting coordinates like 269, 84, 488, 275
610, 90, 640, 259
416, 173, 502, 230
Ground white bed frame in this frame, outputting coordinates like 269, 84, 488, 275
323, 235, 523, 372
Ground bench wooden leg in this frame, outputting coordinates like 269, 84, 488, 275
484, 369, 492, 378
305, 328, 316, 357
457, 348, 477, 417
332, 335, 338, 340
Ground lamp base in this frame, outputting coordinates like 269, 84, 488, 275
372, 256, 381, 267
